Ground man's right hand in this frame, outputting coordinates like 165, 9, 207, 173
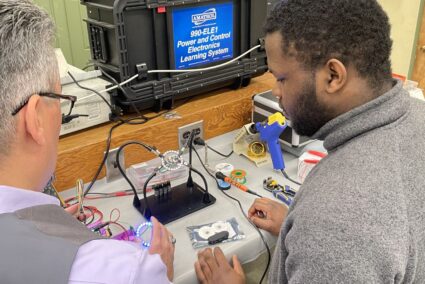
149, 216, 175, 282
248, 197, 288, 236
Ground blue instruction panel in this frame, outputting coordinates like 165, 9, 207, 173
171, 2, 234, 69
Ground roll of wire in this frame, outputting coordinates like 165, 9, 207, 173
230, 169, 247, 184
247, 141, 266, 158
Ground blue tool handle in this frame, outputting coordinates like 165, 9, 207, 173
272, 190, 292, 206
255, 113, 288, 171
268, 139, 285, 170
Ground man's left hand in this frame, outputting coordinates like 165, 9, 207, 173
195, 247, 245, 284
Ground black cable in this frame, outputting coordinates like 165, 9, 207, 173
82, 98, 183, 197
97, 66, 193, 121
249, 189, 263, 198
192, 147, 219, 185
67, 71, 114, 111
193, 138, 233, 158
83, 206, 95, 225
98, 67, 148, 120
114, 140, 161, 210
187, 165, 211, 203
141, 171, 156, 218
68, 70, 153, 124
281, 170, 302, 186
186, 130, 197, 188
192, 146, 271, 284
83, 116, 149, 197
82, 63, 94, 71
207, 146, 233, 158
83, 121, 123, 196
78, 71, 194, 197
220, 187, 271, 284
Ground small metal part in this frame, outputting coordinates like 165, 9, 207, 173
105, 147, 125, 183
161, 150, 184, 171
178, 120, 204, 150
208, 231, 229, 245
263, 177, 284, 192
204, 143, 209, 167
273, 190, 293, 206
247, 141, 266, 158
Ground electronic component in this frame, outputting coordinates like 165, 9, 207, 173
136, 222, 153, 248
82, 0, 271, 112
187, 218, 245, 249
208, 231, 230, 245
117, 137, 216, 225
263, 177, 296, 197
153, 181, 172, 199
161, 150, 184, 171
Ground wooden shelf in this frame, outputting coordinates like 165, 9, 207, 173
55, 72, 275, 191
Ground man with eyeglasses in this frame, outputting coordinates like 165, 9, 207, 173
11, 93, 77, 124
0, 1, 174, 283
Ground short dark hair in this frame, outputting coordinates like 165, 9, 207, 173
264, 0, 393, 89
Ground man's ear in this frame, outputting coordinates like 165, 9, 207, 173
322, 59, 347, 94
24, 95, 46, 145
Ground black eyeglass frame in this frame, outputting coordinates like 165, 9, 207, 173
11, 93, 77, 116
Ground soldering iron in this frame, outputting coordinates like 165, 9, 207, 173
215, 171, 261, 197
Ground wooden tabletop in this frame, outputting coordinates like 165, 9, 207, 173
55, 72, 275, 191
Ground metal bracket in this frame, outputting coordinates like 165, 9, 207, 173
105, 147, 125, 183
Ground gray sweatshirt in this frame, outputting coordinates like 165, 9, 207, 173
269, 80, 425, 283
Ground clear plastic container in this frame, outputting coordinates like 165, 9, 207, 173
127, 157, 188, 189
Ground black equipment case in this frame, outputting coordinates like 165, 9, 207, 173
81, 0, 274, 112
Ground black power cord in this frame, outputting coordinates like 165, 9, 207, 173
70, 69, 195, 197
113, 140, 161, 212
67, 71, 115, 112
192, 146, 271, 284
83, 120, 124, 196
193, 137, 234, 158
98, 67, 148, 121
114, 140, 211, 219
281, 170, 302, 186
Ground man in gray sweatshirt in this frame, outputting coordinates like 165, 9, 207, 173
195, 0, 425, 283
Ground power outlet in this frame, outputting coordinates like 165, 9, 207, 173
178, 120, 204, 149
105, 147, 125, 183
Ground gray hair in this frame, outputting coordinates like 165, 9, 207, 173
0, 0, 58, 155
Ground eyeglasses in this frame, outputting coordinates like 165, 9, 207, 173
11, 93, 77, 124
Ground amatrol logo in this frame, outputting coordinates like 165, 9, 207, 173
192, 8, 217, 25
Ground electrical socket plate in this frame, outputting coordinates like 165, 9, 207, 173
178, 120, 204, 150
105, 147, 125, 183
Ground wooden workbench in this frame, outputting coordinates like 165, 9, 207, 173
55, 72, 275, 191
